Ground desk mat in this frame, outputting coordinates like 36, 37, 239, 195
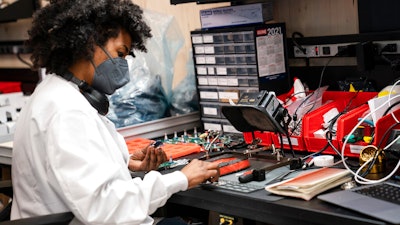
201, 165, 317, 202
126, 138, 202, 159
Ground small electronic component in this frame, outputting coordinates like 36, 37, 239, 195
151, 140, 163, 148
343, 126, 364, 143
158, 159, 189, 170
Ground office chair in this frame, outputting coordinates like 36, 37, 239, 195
0, 197, 74, 225
0, 180, 74, 225
0, 211, 74, 225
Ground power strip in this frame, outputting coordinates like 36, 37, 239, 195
374, 40, 400, 54
294, 43, 357, 58
0, 44, 31, 54
294, 40, 400, 58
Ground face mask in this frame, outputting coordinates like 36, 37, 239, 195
91, 46, 130, 95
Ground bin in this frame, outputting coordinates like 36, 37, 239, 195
304, 92, 378, 157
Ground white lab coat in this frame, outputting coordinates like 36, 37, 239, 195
11, 74, 188, 225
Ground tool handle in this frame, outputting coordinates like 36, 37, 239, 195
238, 171, 254, 183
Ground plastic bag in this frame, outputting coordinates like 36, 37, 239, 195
135, 9, 184, 100
107, 9, 184, 127
107, 56, 169, 127
169, 52, 199, 116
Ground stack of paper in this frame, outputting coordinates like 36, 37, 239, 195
265, 167, 352, 201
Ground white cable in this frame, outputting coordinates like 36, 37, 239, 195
384, 132, 400, 150
354, 156, 374, 183
205, 134, 219, 151
355, 159, 400, 184
341, 94, 400, 184
353, 145, 400, 184
388, 79, 400, 123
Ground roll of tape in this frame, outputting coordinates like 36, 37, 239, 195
313, 155, 334, 167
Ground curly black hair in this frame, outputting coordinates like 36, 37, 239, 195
28, 0, 152, 75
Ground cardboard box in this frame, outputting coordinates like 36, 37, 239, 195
200, 2, 273, 29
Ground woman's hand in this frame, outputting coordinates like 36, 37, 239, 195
128, 144, 168, 172
180, 159, 220, 189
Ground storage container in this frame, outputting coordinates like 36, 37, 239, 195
303, 92, 377, 157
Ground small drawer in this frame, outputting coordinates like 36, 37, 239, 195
224, 56, 236, 65
246, 55, 257, 64
223, 32, 235, 43
247, 66, 258, 75
198, 87, 219, 102
223, 45, 236, 54
243, 31, 254, 42
200, 102, 221, 118
248, 77, 259, 87
202, 118, 222, 131
196, 66, 207, 75
221, 119, 241, 134
237, 67, 248, 75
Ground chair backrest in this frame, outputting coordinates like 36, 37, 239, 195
0, 180, 74, 225
0, 198, 11, 222
0, 212, 74, 225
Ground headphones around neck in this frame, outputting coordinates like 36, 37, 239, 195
61, 72, 109, 116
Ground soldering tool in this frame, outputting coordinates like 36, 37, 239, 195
238, 157, 293, 183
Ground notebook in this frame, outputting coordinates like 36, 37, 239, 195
318, 181, 400, 224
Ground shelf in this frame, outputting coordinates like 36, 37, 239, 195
117, 111, 202, 140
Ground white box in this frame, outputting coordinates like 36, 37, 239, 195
200, 2, 273, 29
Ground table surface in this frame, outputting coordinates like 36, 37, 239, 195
3, 138, 395, 225
168, 185, 389, 225
161, 151, 393, 225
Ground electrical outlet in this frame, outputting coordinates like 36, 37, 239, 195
0, 44, 31, 54
293, 43, 357, 58
374, 40, 400, 54
0, 45, 10, 54
294, 45, 319, 57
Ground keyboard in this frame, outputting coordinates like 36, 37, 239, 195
201, 179, 265, 193
353, 182, 400, 205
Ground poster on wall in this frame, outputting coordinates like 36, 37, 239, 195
255, 23, 290, 95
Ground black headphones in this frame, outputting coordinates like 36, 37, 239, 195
61, 72, 109, 116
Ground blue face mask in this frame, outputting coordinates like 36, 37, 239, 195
91, 46, 130, 95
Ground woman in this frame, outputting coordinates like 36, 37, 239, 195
11, 0, 220, 224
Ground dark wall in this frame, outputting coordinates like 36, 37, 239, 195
359, 0, 400, 33
289, 65, 400, 92
285, 31, 400, 92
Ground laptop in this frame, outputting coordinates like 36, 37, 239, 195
318, 181, 400, 224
